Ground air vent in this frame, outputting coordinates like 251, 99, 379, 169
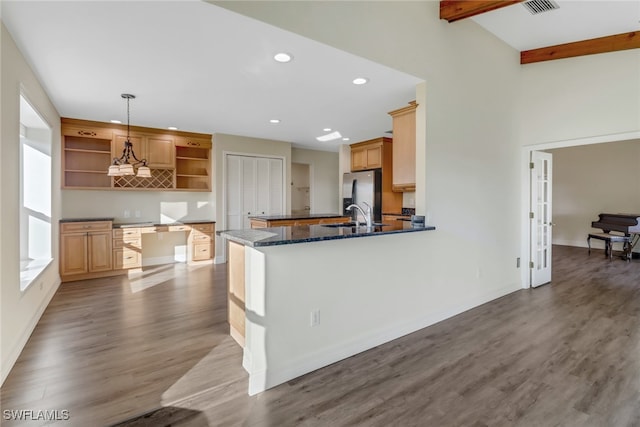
522, 0, 559, 15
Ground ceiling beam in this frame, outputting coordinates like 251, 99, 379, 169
440, 1, 524, 22
521, 32, 640, 64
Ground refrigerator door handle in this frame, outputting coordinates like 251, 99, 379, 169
352, 179, 357, 206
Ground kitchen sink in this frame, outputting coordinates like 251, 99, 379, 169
321, 222, 388, 228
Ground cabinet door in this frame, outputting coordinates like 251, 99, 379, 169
112, 133, 144, 163
226, 155, 284, 230
60, 233, 88, 276
351, 148, 366, 171
146, 135, 175, 168
88, 231, 112, 272
391, 105, 417, 191
365, 145, 382, 169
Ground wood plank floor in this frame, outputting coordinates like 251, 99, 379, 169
2, 246, 640, 426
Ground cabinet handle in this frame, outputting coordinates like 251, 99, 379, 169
187, 141, 201, 146
78, 130, 97, 136
83, 225, 90, 229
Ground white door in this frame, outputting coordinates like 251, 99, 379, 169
226, 155, 284, 230
530, 151, 553, 288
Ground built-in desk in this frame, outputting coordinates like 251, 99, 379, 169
60, 219, 215, 282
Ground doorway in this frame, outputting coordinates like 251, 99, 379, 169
291, 163, 311, 215
522, 131, 640, 288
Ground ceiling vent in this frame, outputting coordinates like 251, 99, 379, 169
522, 0, 559, 15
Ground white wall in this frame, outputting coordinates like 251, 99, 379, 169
215, 0, 524, 300
217, 0, 640, 286
549, 140, 640, 250
520, 50, 640, 146
1, 23, 62, 385
214, 133, 292, 260
291, 147, 339, 214
62, 190, 215, 225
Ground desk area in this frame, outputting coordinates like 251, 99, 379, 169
60, 218, 215, 282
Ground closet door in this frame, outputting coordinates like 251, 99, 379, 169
226, 155, 284, 230
226, 155, 244, 230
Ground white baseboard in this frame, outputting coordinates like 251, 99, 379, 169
1, 277, 61, 386
248, 282, 521, 395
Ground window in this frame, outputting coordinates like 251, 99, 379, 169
20, 95, 52, 291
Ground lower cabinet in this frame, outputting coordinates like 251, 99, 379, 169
60, 220, 215, 282
188, 223, 215, 262
112, 228, 142, 270
227, 240, 246, 347
250, 216, 350, 228
60, 221, 113, 280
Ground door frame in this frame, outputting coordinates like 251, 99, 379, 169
221, 151, 287, 261
520, 130, 640, 289
291, 161, 314, 214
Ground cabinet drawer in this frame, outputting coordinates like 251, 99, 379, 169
191, 233, 213, 242
192, 242, 213, 261
168, 224, 191, 232
61, 221, 112, 233
112, 228, 141, 239
190, 223, 214, 233
112, 238, 141, 249
113, 248, 141, 270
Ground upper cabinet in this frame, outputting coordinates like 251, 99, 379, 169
61, 118, 211, 191
350, 137, 402, 215
388, 101, 418, 192
350, 139, 383, 171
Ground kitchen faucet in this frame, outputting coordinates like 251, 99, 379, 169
346, 202, 373, 228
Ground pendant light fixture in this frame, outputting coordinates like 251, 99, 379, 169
107, 94, 151, 178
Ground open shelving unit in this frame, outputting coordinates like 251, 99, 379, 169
175, 146, 211, 191
63, 136, 112, 188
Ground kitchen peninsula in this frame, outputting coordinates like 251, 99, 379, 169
219, 221, 435, 395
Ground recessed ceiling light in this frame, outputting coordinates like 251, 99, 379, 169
168, 126, 178, 130
274, 53, 293, 63
342, 137, 350, 141
323, 128, 332, 132
316, 131, 342, 142
110, 119, 122, 124
270, 119, 281, 124
352, 77, 369, 85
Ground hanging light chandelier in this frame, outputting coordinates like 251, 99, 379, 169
107, 94, 151, 178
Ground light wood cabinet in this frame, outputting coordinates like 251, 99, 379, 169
250, 216, 350, 228
112, 228, 142, 270
112, 132, 175, 169
188, 223, 215, 261
175, 145, 211, 191
60, 220, 215, 282
62, 125, 113, 189
388, 101, 418, 192
349, 137, 403, 215
227, 240, 246, 347
60, 221, 113, 280
61, 118, 211, 191
350, 139, 383, 171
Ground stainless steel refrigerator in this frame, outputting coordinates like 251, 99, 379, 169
342, 169, 382, 222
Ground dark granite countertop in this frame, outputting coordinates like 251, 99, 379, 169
219, 221, 435, 247
112, 220, 215, 228
248, 213, 349, 221
60, 218, 214, 227
60, 217, 114, 223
